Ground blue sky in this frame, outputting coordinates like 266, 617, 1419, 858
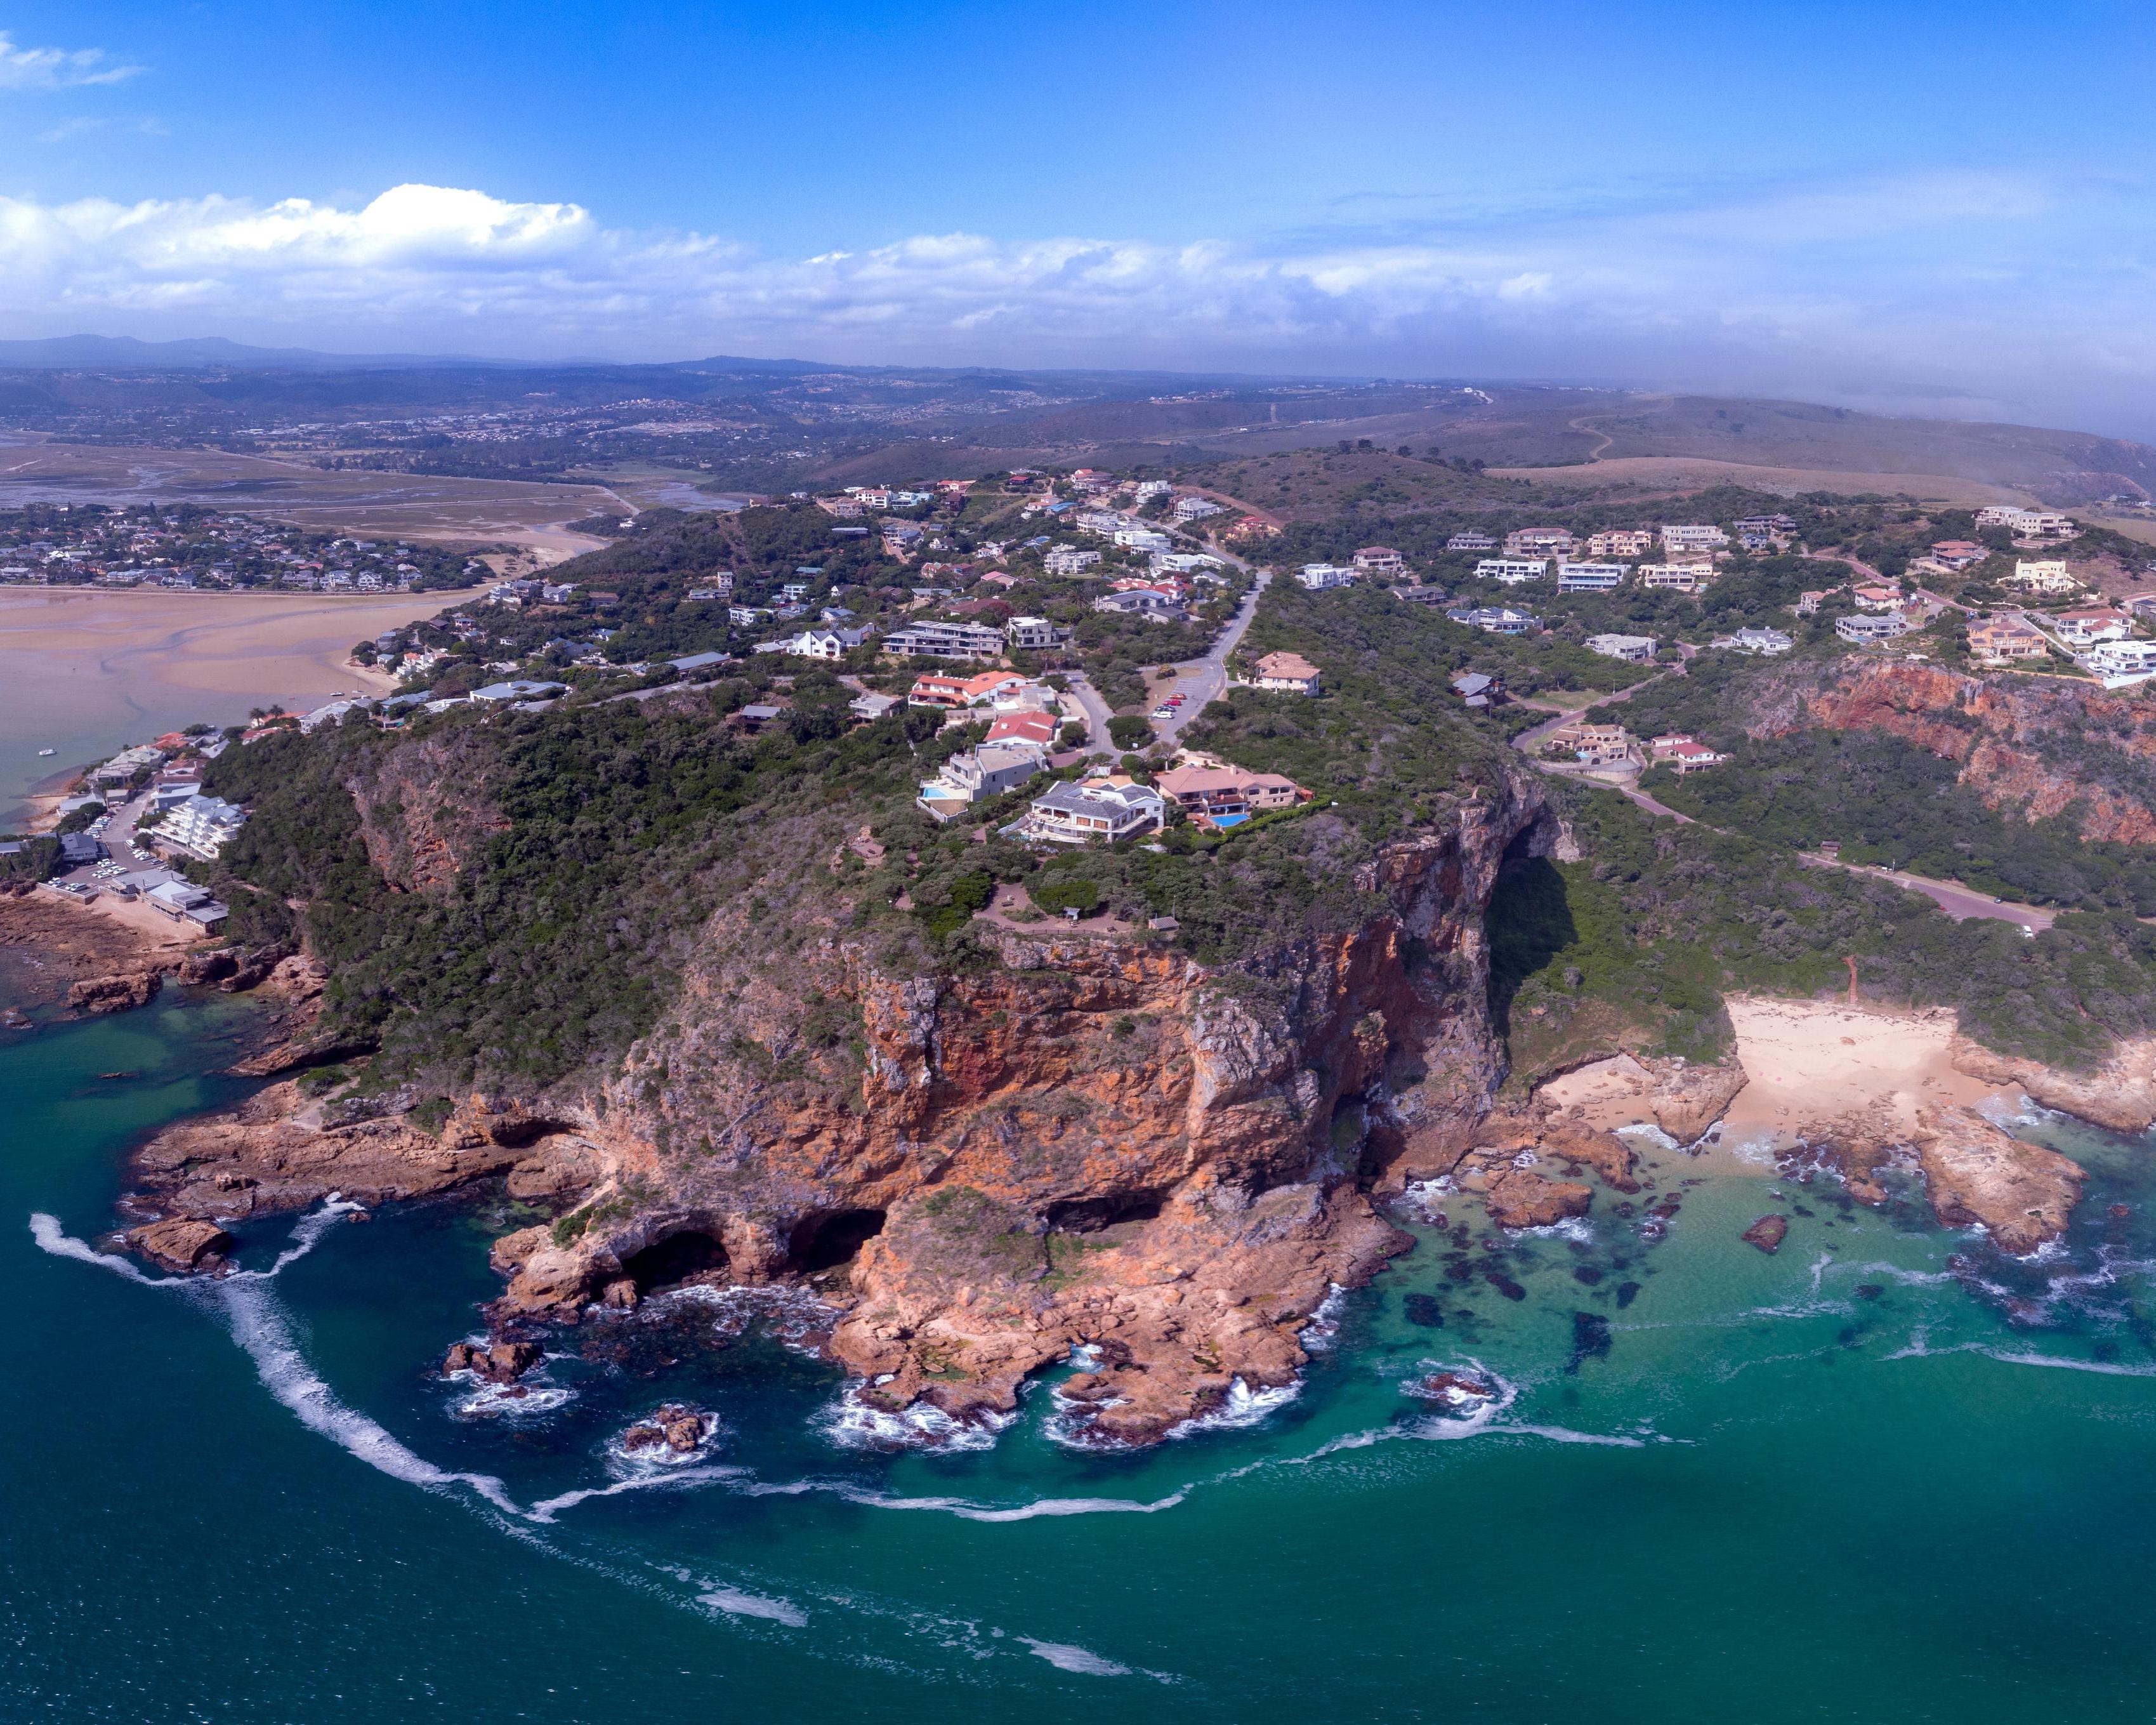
0, 1, 2152, 435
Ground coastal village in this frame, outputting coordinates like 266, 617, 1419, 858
17, 463, 2156, 932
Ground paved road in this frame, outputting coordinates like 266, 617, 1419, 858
1149, 562, 1272, 744
1060, 671, 1117, 756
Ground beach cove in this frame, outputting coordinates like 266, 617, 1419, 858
0, 585, 450, 825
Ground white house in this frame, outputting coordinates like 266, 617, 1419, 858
1296, 563, 1357, 590
1721, 626, 1794, 655
1585, 633, 1658, 663
1022, 776, 1166, 845
1476, 558, 1547, 585
161, 794, 246, 858
1556, 563, 1628, 592
1660, 524, 1729, 552
1044, 546, 1102, 575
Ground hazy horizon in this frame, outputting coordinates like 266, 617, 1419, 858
0, 1, 2150, 439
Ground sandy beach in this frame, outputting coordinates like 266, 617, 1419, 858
1537, 995, 2021, 1166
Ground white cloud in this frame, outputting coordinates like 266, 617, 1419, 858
0, 173, 2150, 435
0, 30, 141, 89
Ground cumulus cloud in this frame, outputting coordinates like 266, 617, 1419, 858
0, 173, 2151, 434
0, 30, 141, 89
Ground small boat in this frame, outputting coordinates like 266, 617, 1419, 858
37, 748, 55, 756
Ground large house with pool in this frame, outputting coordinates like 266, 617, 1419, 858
1152, 760, 1311, 830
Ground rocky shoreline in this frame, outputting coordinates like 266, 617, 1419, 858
88, 775, 2150, 1446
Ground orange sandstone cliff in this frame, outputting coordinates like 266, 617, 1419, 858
128, 775, 1561, 1443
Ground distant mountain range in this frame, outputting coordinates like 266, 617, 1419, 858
0, 335, 853, 374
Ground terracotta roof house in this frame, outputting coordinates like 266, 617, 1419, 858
1250, 651, 1321, 694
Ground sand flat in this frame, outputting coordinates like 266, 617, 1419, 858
0, 586, 459, 824
1718, 995, 2004, 1148
0, 586, 447, 696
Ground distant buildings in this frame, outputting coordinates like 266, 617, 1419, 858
917, 743, 1048, 821
1719, 626, 1794, 655
1638, 565, 1704, 592
1445, 532, 1497, 552
1153, 761, 1310, 829
1835, 613, 1914, 644
1660, 524, 1729, 552
161, 794, 247, 858
1005, 616, 1071, 651
1504, 527, 1575, 557
1648, 734, 1725, 774
2051, 607, 2132, 645
2008, 560, 2081, 596
755, 625, 874, 659
1928, 539, 1988, 570
1588, 529, 1656, 558
907, 670, 1029, 709
1585, 632, 1658, 663
1978, 505, 2076, 536
1044, 546, 1101, 576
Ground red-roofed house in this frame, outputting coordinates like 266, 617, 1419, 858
907, 671, 1028, 709
2054, 607, 2133, 645
985, 711, 1058, 749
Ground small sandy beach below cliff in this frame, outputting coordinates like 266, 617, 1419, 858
1535, 995, 2023, 1170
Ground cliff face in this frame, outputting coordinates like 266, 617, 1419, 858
343, 730, 509, 894
1751, 659, 2156, 844
479, 776, 1553, 1440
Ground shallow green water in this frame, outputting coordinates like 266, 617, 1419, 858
11, 988, 2156, 1724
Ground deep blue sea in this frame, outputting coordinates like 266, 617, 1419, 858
11, 982, 2156, 1723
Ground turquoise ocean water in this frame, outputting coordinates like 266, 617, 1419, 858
11, 980, 2156, 1723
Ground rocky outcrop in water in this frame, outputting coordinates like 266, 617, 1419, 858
1742, 1215, 1788, 1253
69, 970, 162, 1014
1483, 1167, 1593, 1229
126, 1219, 232, 1271
1783, 1102, 2084, 1257
1950, 1035, 2156, 1135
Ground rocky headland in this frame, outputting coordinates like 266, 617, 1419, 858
120, 776, 1569, 1443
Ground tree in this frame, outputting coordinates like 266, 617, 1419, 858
1107, 714, 1152, 750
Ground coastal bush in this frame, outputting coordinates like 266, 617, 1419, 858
1497, 784, 2156, 1073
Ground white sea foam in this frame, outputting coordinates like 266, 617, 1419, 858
35, 1209, 525, 1517
1020, 1638, 1131, 1676
1615, 1122, 1681, 1153
818, 1382, 1018, 1453
29, 1212, 156, 1281
450, 1378, 575, 1421
698, 1587, 809, 1627
1299, 1283, 1346, 1351
1162, 1375, 1300, 1441
1515, 1215, 1596, 1244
